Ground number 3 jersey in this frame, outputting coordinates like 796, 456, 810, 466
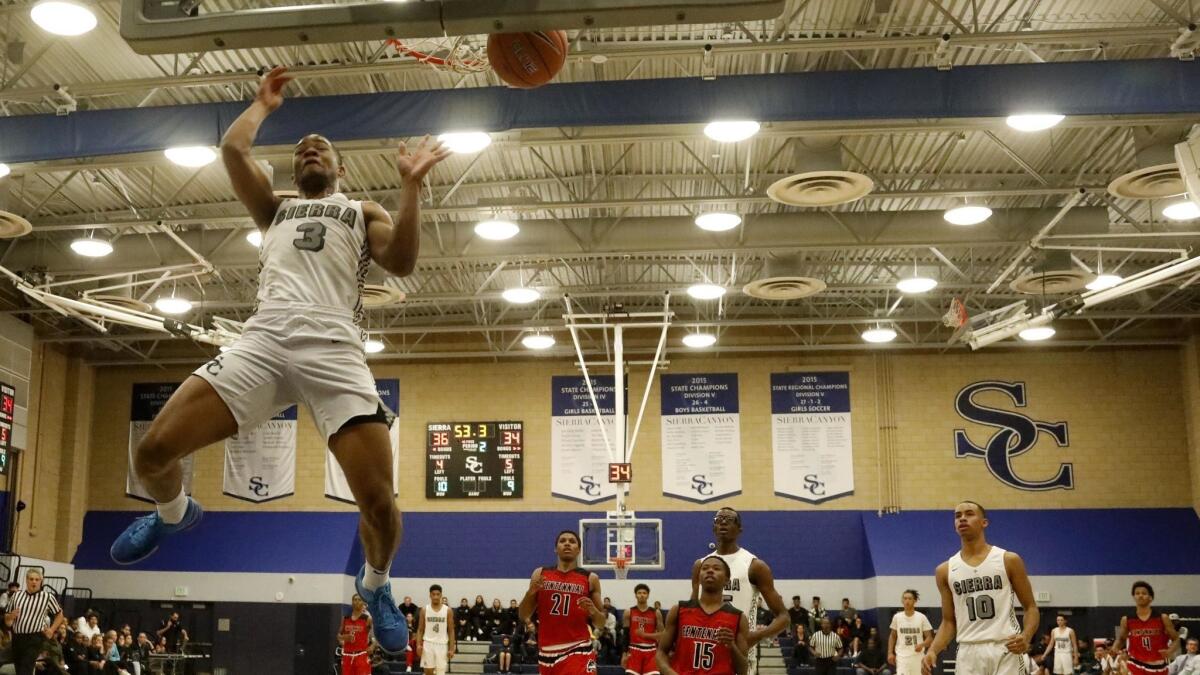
257, 194, 371, 336
672, 600, 742, 675
948, 545, 1020, 643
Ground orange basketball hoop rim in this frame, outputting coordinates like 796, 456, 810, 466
387, 36, 490, 73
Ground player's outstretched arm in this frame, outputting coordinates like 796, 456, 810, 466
748, 559, 791, 646
1005, 552, 1039, 655
923, 563, 956, 675
365, 136, 451, 277
518, 568, 542, 624
220, 66, 289, 228
655, 605, 680, 675
730, 612, 751, 675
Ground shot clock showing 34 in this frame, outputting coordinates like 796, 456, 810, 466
0, 382, 14, 474
426, 421, 524, 498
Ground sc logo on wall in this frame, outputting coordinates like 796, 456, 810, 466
953, 380, 1073, 491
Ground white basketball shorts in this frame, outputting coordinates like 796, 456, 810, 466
897, 653, 924, 675
956, 642, 1029, 675
193, 304, 388, 442
421, 641, 449, 674
1054, 652, 1074, 675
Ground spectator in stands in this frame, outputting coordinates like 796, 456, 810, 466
811, 618, 844, 675
836, 618, 854, 656
1076, 640, 1096, 674
135, 634, 153, 667
789, 596, 810, 634
120, 625, 132, 641
488, 598, 507, 637
603, 604, 618, 637
653, 601, 666, 624
1167, 638, 1199, 675
496, 599, 515, 636
0, 584, 18, 613
811, 597, 827, 633
496, 635, 515, 674
456, 599, 472, 641
851, 616, 870, 655
842, 599, 858, 624
792, 624, 811, 666
508, 600, 519, 628
856, 636, 890, 675
155, 612, 187, 651
102, 633, 132, 675
1085, 647, 1106, 675
470, 595, 489, 640
65, 631, 90, 674
86, 635, 105, 674
399, 596, 420, 623
153, 637, 167, 655
76, 612, 101, 642
520, 621, 538, 665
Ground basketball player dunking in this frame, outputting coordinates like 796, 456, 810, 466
625, 583, 666, 675
417, 584, 456, 675
888, 589, 933, 675
923, 501, 1040, 675
659, 555, 750, 675
108, 66, 450, 653
519, 530, 607, 675
339, 594, 373, 675
1113, 581, 1178, 675
1042, 615, 1079, 675
690, 508, 790, 675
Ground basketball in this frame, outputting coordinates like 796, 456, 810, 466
486, 30, 568, 89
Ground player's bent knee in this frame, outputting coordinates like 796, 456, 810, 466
134, 429, 177, 477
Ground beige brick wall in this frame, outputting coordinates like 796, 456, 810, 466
79, 348, 1194, 516
1182, 336, 1200, 516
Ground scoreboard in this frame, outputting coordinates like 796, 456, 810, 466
0, 382, 13, 474
427, 421, 523, 498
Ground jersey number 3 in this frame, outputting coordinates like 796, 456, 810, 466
293, 221, 327, 252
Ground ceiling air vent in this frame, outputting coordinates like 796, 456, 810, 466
743, 254, 827, 300
361, 284, 406, 307
767, 137, 874, 207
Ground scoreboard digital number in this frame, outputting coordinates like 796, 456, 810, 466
0, 382, 14, 474
427, 421, 523, 499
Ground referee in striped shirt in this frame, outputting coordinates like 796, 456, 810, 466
811, 617, 844, 675
5, 568, 65, 675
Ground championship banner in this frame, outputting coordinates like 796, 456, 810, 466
222, 406, 298, 503
659, 373, 741, 503
551, 375, 618, 504
127, 383, 194, 502
771, 372, 854, 503
325, 379, 400, 503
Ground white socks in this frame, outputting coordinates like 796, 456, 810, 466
362, 563, 391, 591
157, 489, 188, 525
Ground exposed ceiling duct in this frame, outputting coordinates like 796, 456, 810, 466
1107, 127, 1188, 200
0, 178, 32, 240
766, 137, 874, 207
1010, 251, 1092, 294
742, 254, 827, 300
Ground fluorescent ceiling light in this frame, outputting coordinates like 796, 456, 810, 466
364, 338, 386, 353
437, 132, 491, 154
502, 287, 540, 304
1163, 200, 1200, 221
861, 327, 897, 343
682, 332, 717, 348
164, 146, 217, 168
70, 237, 112, 257
694, 212, 742, 232
30, 0, 97, 36
1085, 274, 1122, 291
0, 164, 9, 179
1005, 114, 1064, 132
474, 220, 519, 240
944, 205, 992, 226
896, 277, 938, 294
703, 121, 760, 143
219, 345, 231, 352
1018, 326, 1055, 341
246, 229, 263, 247
154, 296, 193, 315
521, 333, 556, 350
687, 283, 727, 300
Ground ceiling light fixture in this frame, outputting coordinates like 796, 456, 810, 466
521, 333, 556, 350
437, 132, 491, 154
502, 287, 541, 304
686, 283, 727, 300
861, 326, 897, 343
70, 237, 113, 257
944, 204, 993, 226
1085, 273, 1123, 291
1163, 200, 1200, 221
30, 0, 97, 36
1005, 113, 1065, 132
364, 338, 386, 353
682, 332, 717, 348
0, 164, 10, 179
246, 229, 263, 247
1018, 326, 1056, 341
164, 146, 218, 168
154, 295, 193, 315
896, 276, 938, 294
474, 219, 520, 241
703, 121, 760, 143
694, 212, 742, 232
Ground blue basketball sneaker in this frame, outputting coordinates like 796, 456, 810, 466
109, 498, 204, 565
355, 564, 408, 653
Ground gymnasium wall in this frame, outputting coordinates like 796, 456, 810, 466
1184, 336, 1200, 516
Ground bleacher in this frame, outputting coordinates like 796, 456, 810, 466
771, 636, 859, 675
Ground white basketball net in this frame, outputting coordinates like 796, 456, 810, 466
387, 35, 490, 73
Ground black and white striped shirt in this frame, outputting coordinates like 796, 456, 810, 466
811, 630, 843, 659
8, 588, 61, 634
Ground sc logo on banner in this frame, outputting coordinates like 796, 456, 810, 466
249, 476, 269, 497
580, 475, 601, 496
954, 380, 1073, 491
691, 474, 713, 496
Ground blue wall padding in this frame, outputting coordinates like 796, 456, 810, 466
2, 58, 1198, 163
72, 508, 1200, 577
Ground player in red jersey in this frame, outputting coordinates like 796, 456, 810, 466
658, 556, 749, 675
519, 530, 607, 675
1113, 581, 1178, 675
625, 583, 666, 675
339, 594, 374, 675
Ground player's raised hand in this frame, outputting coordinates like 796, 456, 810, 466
715, 627, 736, 647
255, 66, 293, 113
396, 136, 452, 185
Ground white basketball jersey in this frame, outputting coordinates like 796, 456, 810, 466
890, 610, 933, 656
947, 546, 1021, 643
703, 547, 760, 631
423, 604, 450, 644
257, 193, 370, 325
1052, 627, 1072, 652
